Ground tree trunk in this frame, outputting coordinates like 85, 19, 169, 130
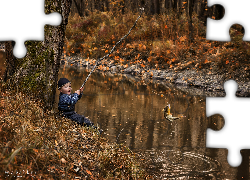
150, 0, 155, 14
188, 0, 194, 42
199, 0, 207, 25
94, 0, 100, 11
3, 41, 16, 83
165, 0, 169, 10
104, 0, 109, 11
4, 0, 73, 110
178, 0, 182, 14
45, 0, 73, 110
154, 0, 160, 14
73, 0, 84, 17
173, 0, 178, 11
168, 0, 173, 10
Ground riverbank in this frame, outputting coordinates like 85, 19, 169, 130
64, 11, 250, 97
0, 88, 147, 179
62, 56, 250, 97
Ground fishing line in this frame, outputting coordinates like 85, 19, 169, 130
80, 7, 145, 89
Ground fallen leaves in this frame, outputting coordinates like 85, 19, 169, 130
86, 169, 92, 176
0, 89, 146, 179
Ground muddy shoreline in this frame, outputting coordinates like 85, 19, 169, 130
62, 57, 250, 97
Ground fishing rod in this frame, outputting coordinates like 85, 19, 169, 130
80, 7, 145, 89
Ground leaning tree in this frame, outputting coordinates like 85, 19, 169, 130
3, 0, 72, 110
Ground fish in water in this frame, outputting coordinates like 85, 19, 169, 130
163, 104, 179, 121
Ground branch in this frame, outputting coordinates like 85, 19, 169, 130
80, 7, 145, 89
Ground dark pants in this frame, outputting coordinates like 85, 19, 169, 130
61, 111, 95, 127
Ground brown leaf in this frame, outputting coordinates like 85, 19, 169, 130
86, 169, 92, 176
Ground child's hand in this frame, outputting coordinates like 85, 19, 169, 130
75, 90, 80, 95
75, 87, 84, 95
80, 87, 84, 93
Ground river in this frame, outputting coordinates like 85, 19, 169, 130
56, 64, 249, 179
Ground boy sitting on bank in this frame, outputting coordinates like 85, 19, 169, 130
58, 78, 102, 133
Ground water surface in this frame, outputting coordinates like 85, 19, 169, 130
56, 65, 249, 179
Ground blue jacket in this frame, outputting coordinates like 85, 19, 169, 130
58, 92, 83, 112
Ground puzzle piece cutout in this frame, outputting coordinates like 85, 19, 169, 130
0, 0, 249, 177
206, 80, 250, 167
206, 0, 250, 41
0, 0, 61, 58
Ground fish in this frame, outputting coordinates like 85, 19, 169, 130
163, 104, 179, 121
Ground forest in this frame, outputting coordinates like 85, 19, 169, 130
70, 0, 224, 20
1, 0, 250, 179
65, 0, 249, 85
2, 0, 249, 109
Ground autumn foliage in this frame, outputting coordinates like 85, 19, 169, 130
65, 10, 250, 81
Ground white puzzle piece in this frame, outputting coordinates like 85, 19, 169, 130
206, 80, 250, 167
0, 0, 61, 58
206, 0, 250, 41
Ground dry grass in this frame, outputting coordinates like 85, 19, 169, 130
0, 86, 147, 179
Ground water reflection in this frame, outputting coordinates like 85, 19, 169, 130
56, 65, 248, 179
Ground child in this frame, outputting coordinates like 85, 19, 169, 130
58, 78, 102, 133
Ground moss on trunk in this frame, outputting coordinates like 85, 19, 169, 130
4, 0, 72, 110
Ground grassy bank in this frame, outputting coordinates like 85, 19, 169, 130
65, 10, 250, 81
0, 86, 148, 179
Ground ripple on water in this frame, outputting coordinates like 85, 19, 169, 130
139, 148, 223, 179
